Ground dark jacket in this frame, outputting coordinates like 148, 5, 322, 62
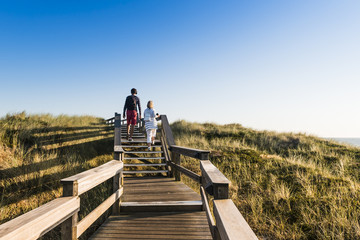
123, 95, 141, 116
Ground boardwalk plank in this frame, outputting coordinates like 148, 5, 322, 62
90, 212, 212, 240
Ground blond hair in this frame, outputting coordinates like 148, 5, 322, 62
147, 101, 154, 109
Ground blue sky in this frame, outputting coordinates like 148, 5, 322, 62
1, 0, 359, 137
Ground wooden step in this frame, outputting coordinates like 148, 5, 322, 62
121, 140, 161, 144
123, 170, 168, 174
124, 157, 165, 160
120, 200, 203, 212
125, 151, 163, 154
121, 145, 162, 148
124, 163, 167, 167
122, 135, 145, 138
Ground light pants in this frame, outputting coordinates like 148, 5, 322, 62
146, 129, 157, 143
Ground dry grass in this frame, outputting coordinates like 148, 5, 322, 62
171, 120, 360, 240
0, 112, 114, 239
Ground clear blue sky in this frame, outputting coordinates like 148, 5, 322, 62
1, 0, 359, 137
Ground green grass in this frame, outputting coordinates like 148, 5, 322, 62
171, 120, 360, 240
0, 112, 114, 239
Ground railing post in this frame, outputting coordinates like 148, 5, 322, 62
200, 160, 229, 200
61, 181, 79, 240
171, 152, 181, 181
112, 172, 121, 215
114, 112, 121, 161
113, 113, 123, 214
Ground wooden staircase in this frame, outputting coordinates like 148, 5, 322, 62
120, 124, 170, 176
0, 113, 259, 240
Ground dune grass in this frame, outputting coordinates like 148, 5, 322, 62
0, 112, 114, 239
171, 120, 360, 240
2, 113, 360, 239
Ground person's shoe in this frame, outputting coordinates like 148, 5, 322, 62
128, 138, 133, 142
148, 147, 151, 151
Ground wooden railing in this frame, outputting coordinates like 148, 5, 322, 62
0, 150, 123, 239
105, 116, 115, 125
159, 115, 258, 240
0, 112, 257, 240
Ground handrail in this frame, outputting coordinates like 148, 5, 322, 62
0, 197, 79, 240
214, 199, 258, 240
159, 114, 258, 240
0, 160, 123, 240
0, 112, 124, 240
169, 145, 210, 160
61, 160, 123, 196
200, 160, 230, 199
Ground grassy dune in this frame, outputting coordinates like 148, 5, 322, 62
2, 113, 360, 239
171, 120, 360, 240
0, 112, 114, 239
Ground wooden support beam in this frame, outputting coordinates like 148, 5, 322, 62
160, 136, 172, 177
200, 186, 216, 239
77, 188, 123, 238
61, 176, 79, 240
200, 160, 230, 199
170, 145, 210, 160
114, 112, 122, 160
169, 162, 201, 183
171, 152, 181, 181
213, 199, 258, 240
114, 145, 125, 161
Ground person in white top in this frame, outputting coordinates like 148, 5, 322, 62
143, 101, 159, 151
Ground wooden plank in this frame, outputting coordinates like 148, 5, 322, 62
121, 140, 160, 143
200, 160, 230, 199
77, 188, 123, 238
172, 152, 181, 181
114, 112, 121, 144
160, 115, 175, 146
121, 145, 163, 148
161, 136, 172, 177
213, 199, 258, 240
123, 170, 168, 174
105, 117, 115, 122
91, 233, 212, 240
124, 163, 167, 167
169, 162, 201, 183
200, 186, 216, 238
61, 160, 123, 195
0, 197, 79, 240
114, 145, 125, 153
90, 211, 212, 240
124, 157, 165, 160
120, 200, 202, 212
170, 145, 210, 160
125, 151, 163, 154
112, 173, 121, 215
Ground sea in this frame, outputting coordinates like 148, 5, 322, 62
328, 138, 360, 147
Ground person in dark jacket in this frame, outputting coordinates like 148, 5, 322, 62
123, 88, 141, 141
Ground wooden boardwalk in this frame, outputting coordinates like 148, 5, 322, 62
0, 113, 258, 240
91, 122, 212, 239
91, 177, 212, 240
90, 212, 212, 240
